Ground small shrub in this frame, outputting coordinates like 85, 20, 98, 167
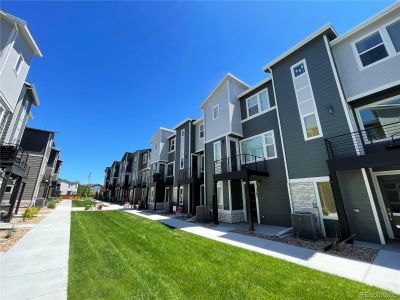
85, 205, 92, 210
5, 226, 17, 239
23, 206, 40, 221
47, 200, 57, 209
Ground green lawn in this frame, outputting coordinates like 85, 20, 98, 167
71, 199, 96, 207
68, 211, 388, 299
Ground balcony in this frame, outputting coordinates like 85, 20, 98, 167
0, 143, 29, 177
325, 121, 400, 170
177, 168, 204, 184
213, 154, 268, 181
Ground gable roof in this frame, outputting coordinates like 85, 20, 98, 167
150, 127, 175, 143
173, 118, 196, 130
59, 178, 79, 185
0, 9, 42, 57
263, 24, 337, 71
237, 77, 272, 99
199, 73, 249, 109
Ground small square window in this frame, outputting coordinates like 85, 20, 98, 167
293, 63, 305, 77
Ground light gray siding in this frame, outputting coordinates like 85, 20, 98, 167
331, 8, 400, 101
194, 120, 204, 153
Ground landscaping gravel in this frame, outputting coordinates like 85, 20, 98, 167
231, 229, 379, 263
0, 228, 31, 252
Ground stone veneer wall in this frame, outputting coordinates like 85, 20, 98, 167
289, 181, 323, 234
217, 209, 246, 223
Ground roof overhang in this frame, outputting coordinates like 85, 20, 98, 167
330, 2, 400, 47
150, 127, 175, 143
193, 117, 204, 125
263, 24, 337, 71
24, 82, 40, 105
173, 118, 195, 130
1, 9, 43, 57
237, 77, 272, 99
199, 73, 249, 109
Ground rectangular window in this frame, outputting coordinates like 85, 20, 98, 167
317, 182, 337, 219
199, 124, 204, 139
179, 186, 184, 205
167, 163, 174, 177
240, 130, 277, 160
212, 105, 219, 120
169, 138, 175, 152
291, 60, 322, 141
173, 187, 178, 202
180, 129, 185, 169
355, 31, 388, 67
14, 54, 24, 75
386, 19, 400, 53
246, 89, 270, 118
217, 181, 223, 209
213, 141, 221, 161
143, 153, 147, 164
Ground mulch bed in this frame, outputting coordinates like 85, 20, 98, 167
231, 229, 379, 263
0, 228, 31, 252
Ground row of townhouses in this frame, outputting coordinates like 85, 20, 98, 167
103, 3, 400, 245
0, 9, 63, 221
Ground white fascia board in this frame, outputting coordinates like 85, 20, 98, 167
263, 24, 336, 71
330, 2, 400, 46
237, 77, 272, 99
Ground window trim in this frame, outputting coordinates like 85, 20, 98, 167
213, 141, 222, 161
239, 130, 278, 160
179, 129, 185, 169
212, 104, 220, 120
351, 16, 400, 71
199, 124, 204, 139
290, 59, 323, 141
166, 162, 174, 177
143, 153, 147, 164
169, 137, 176, 152
14, 53, 24, 75
245, 88, 271, 119
179, 186, 184, 205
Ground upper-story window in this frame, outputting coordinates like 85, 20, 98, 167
245, 89, 270, 118
167, 162, 174, 177
143, 153, 147, 164
180, 129, 185, 169
353, 18, 400, 69
240, 130, 277, 160
199, 124, 204, 139
14, 53, 24, 75
291, 59, 323, 141
169, 138, 175, 152
212, 105, 220, 120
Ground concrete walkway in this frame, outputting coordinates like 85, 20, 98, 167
126, 210, 400, 295
0, 200, 71, 300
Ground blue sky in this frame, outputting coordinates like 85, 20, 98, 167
1, 0, 393, 184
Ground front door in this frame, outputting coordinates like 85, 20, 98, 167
249, 182, 259, 224
378, 175, 400, 238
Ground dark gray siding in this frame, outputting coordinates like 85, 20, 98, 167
272, 35, 351, 179
21, 154, 43, 203
241, 109, 291, 226
337, 169, 380, 243
239, 81, 276, 120
174, 122, 191, 173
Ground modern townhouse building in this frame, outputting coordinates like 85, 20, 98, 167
18, 127, 59, 208
103, 166, 111, 200
0, 10, 42, 220
59, 178, 79, 196
326, 3, 400, 244
40, 146, 62, 199
130, 149, 151, 206
116, 152, 134, 203
147, 127, 174, 210
108, 161, 120, 202
171, 118, 205, 215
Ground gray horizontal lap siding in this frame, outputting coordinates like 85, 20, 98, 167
21, 154, 43, 203
272, 35, 351, 179
174, 122, 191, 181
239, 81, 276, 120
241, 109, 291, 226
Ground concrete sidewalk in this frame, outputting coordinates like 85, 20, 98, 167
126, 210, 400, 295
0, 200, 71, 300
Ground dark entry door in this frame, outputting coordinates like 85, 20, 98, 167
378, 175, 400, 238
230, 141, 238, 171
249, 183, 258, 223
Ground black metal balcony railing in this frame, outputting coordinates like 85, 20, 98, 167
325, 121, 400, 160
0, 143, 29, 170
177, 168, 204, 181
214, 154, 268, 175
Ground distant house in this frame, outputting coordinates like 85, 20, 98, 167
59, 179, 79, 195
89, 184, 102, 194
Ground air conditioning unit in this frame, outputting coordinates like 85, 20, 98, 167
196, 206, 209, 223
291, 212, 319, 241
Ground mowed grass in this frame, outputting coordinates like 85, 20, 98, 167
68, 211, 389, 299
71, 199, 96, 207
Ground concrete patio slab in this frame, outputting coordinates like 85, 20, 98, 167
126, 210, 400, 295
0, 200, 71, 300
